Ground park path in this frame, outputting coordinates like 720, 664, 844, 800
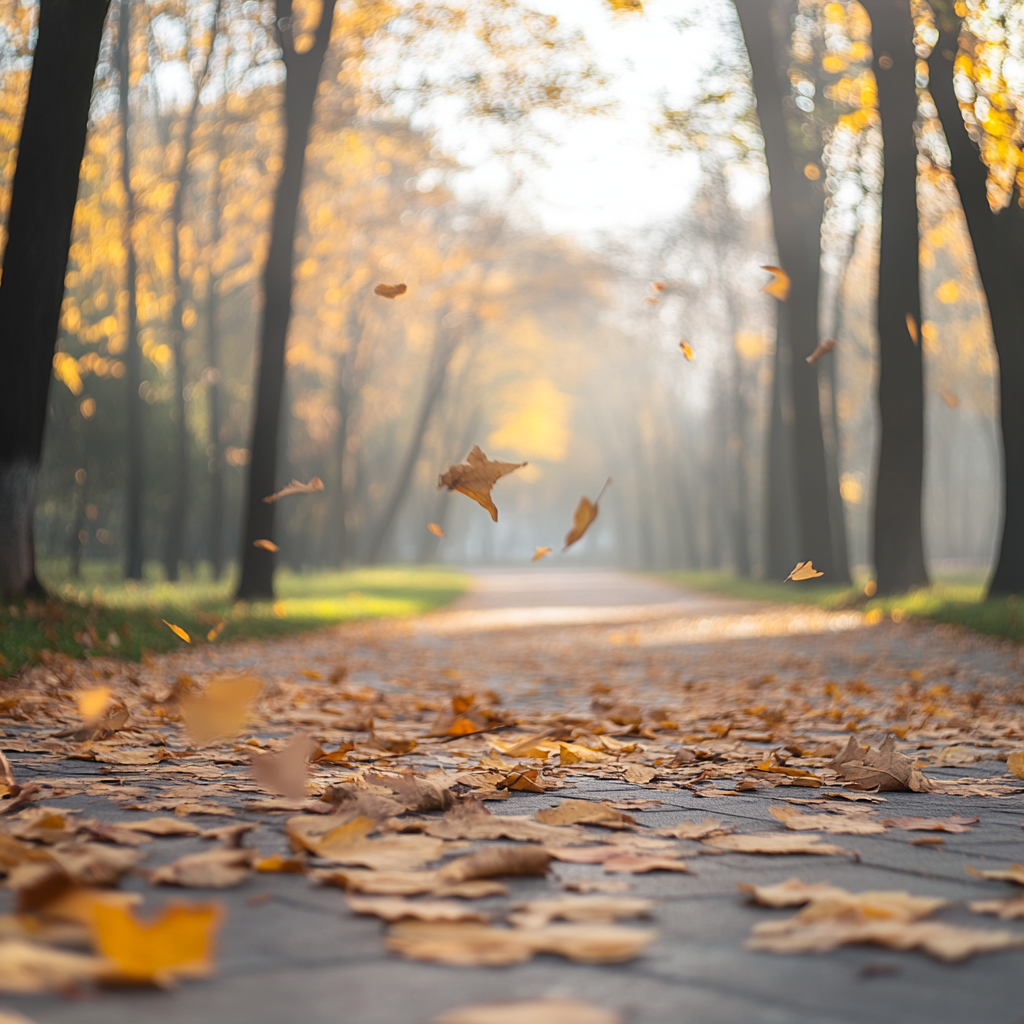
4, 570, 1024, 1024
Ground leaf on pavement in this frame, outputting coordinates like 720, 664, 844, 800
769, 805, 885, 835
653, 818, 733, 841
434, 997, 622, 1024
162, 620, 191, 643
385, 920, 655, 966
148, 848, 254, 889
564, 479, 611, 551
968, 898, 1024, 920
739, 879, 847, 908
249, 732, 314, 801
966, 863, 1024, 886
346, 895, 490, 923
784, 561, 823, 582
120, 818, 203, 837
827, 734, 933, 793
805, 339, 836, 365
286, 814, 445, 870
1006, 751, 1024, 779
761, 265, 790, 301
437, 446, 526, 522
438, 844, 551, 883
703, 834, 850, 856
262, 476, 324, 503
425, 807, 587, 845
602, 854, 690, 874
536, 799, 636, 830
508, 895, 653, 928
180, 674, 262, 744
0, 752, 17, 799
89, 899, 223, 984
0, 939, 106, 994
314, 867, 508, 898
374, 283, 407, 298
882, 816, 978, 833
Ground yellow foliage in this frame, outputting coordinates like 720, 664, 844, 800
488, 378, 572, 463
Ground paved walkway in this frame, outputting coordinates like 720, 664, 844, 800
3, 570, 1024, 1024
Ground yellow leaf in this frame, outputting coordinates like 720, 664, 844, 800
1007, 752, 1024, 779
162, 620, 191, 643
428, 523, 445, 538
761, 265, 790, 301
89, 900, 223, 984
253, 539, 279, 552
564, 479, 611, 551
77, 687, 112, 721
905, 313, 918, 344
679, 341, 695, 361
785, 561, 824, 582
531, 546, 552, 562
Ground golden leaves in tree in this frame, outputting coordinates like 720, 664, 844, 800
437, 446, 526, 523
806, 339, 836, 365
262, 476, 324, 503
564, 478, 611, 551
760, 265, 790, 301
253, 539, 279, 552
784, 561, 823, 582
428, 522, 445, 538
374, 283, 407, 298
679, 341, 695, 361
162, 620, 191, 643
531, 546, 552, 562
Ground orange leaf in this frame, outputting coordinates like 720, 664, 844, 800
262, 477, 324, 504
761, 265, 791, 301
906, 313, 919, 344
437, 446, 526, 522
253, 539, 279, 552
531, 546, 552, 562
679, 341, 695, 361
428, 523, 445, 538
564, 479, 612, 551
162, 620, 191, 643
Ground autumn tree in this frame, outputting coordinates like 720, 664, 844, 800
0, 0, 112, 599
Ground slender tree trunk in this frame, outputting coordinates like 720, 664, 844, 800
734, 0, 846, 582
0, 0, 111, 599
236, 0, 338, 599
117, 0, 145, 581
204, 275, 225, 580
861, 0, 929, 593
928, 4, 1024, 594
765, 312, 800, 579
725, 294, 752, 577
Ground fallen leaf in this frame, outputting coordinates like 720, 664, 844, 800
428, 523, 445, 539
386, 920, 655, 966
968, 897, 1024, 921
653, 818, 733, 841
253, 854, 306, 874
882, 816, 978, 833
769, 805, 885, 835
739, 879, 847, 908
806, 339, 836, 365
827, 735, 933, 793
761, 265, 790, 301
90, 900, 222, 984
249, 732, 314, 801
162, 620, 191, 643
622, 765, 656, 785
252, 539, 279, 552
0, 752, 17, 800
784, 561, 823, 582
180, 674, 262, 744
424, 808, 584, 845
966, 864, 1024, 886
1006, 751, 1024, 779
0, 940, 105, 993
286, 814, 445, 870
531, 546, 552, 562
262, 476, 325, 503
508, 895, 653, 928
563, 879, 632, 894
679, 341, 694, 361
346, 895, 489, 923
119, 818, 203, 838
374, 283, 407, 298
536, 799, 635, 830
603, 854, 689, 874
905, 312, 918, 344
314, 868, 508, 898
438, 845, 551, 882
434, 997, 622, 1024
148, 848, 254, 888
704, 834, 849, 856
564, 479, 611, 551
437, 446, 526, 522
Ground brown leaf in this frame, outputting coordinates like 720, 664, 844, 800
508, 895, 653, 928
285, 814, 445, 870
262, 476, 324, 503
827, 734, 933, 793
882, 816, 978, 833
653, 818, 733, 841
564, 479, 611, 550
739, 878, 847, 908
374, 283, 407, 298
966, 863, 1024, 886
437, 446, 526, 522
0, 751, 17, 800
602, 854, 689, 874
434, 997, 622, 1024
180, 674, 262, 744
425, 807, 588, 845
438, 844, 551, 883
364, 773, 454, 813
768, 805, 885, 835
968, 897, 1024, 921
531, 546, 552, 562
703, 834, 850, 856
385, 920, 655, 966
0, 940, 105, 993
805, 339, 836, 365
346, 895, 489, 923
1005, 751, 1024, 778
536, 799, 636, 830
148, 847, 254, 888
119, 817, 203, 837
314, 868, 508, 898
905, 312, 919, 344
249, 732, 314, 801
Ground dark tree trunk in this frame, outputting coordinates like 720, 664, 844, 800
0, 0, 111, 600
163, 0, 222, 581
861, 0, 929, 594
764, 314, 800, 578
928, 3, 1024, 594
725, 292, 752, 577
236, 0, 338, 599
734, 0, 848, 583
118, 0, 145, 582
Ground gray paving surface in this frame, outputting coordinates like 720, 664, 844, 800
3, 570, 1024, 1024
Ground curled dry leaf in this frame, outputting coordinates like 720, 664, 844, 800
703, 834, 850, 856
603, 854, 690, 874
881, 816, 978, 833
784, 561, 823, 582
162, 620, 191, 643
827, 734, 933, 793
653, 818, 733, 841
262, 476, 324, 503
1005, 751, 1024, 779
428, 522, 445, 539
0, 939, 106, 994
769, 805, 885, 835
385, 920, 655, 966
180, 674, 262, 744
314, 867, 508, 898
739, 879, 848, 908
434, 997, 622, 1024
89, 899, 223, 984
346, 895, 490, 923
760, 265, 790, 301
120, 818, 203, 837
806, 339, 836, 365
564, 479, 611, 551
285, 814, 445, 870
437, 446, 526, 523
679, 341, 694, 361
508, 895, 654, 929
905, 312, 918, 344
438, 844, 551, 883
252, 539, 279, 552
966, 863, 1024, 886
249, 732, 314, 801
374, 283, 407, 298
536, 799, 635, 830
968, 897, 1024, 920
148, 848, 255, 889
531, 546, 552, 562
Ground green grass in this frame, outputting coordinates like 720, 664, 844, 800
661, 569, 1024, 644
0, 564, 469, 677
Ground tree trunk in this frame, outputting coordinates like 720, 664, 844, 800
118, 0, 145, 582
861, 0, 929, 594
163, 0, 222, 581
734, 0, 847, 583
725, 292, 752, 577
0, 0, 111, 600
928, 4, 1024, 594
235, 0, 339, 599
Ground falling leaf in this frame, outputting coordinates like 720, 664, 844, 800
784, 561, 823, 582
179, 674, 262, 744
428, 523, 445, 538
249, 732, 314, 801
827, 735, 933, 793
806, 339, 836, 365
0, 940, 105, 994
374, 283, 407, 299
531, 546, 552, 562
769, 805, 885, 835
679, 341, 695, 360
704, 834, 849, 856
206, 621, 226, 642
76, 687, 112, 721
89, 900, 223, 984
966, 864, 1024, 886
262, 476, 324, 504
905, 312, 918, 344
509, 895, 653, 928
941, 389, 960, 409
564, 479, 612, 551
882, 816, 978, 833
346, 895, 490, 923
434, 997, 622, 1024
536, 800, 635, 830
162, 620, 191, 643
148, 848, 255, 889
385, 920, 655, 966
437, 446, 527, 522
761, 265, 790, 301
252, 539, 279, 552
